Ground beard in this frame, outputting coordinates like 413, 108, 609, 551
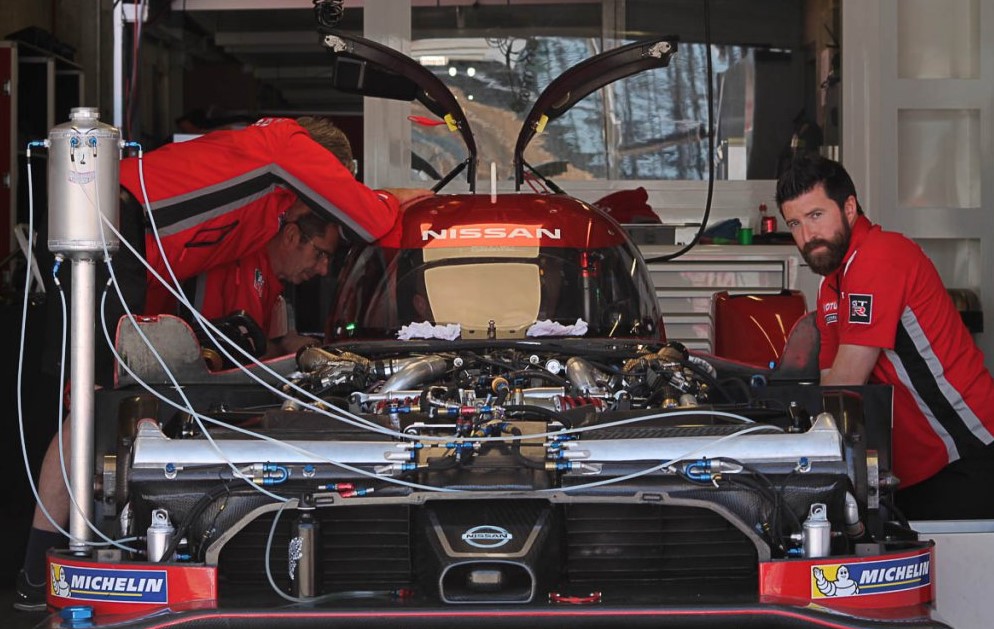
802, 220, 851, 276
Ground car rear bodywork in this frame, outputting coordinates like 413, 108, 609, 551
45, 25, 944, 629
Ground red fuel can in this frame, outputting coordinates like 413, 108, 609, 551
761, 214, 777, 234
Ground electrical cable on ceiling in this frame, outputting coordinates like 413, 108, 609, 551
644, 0, 715, 264
313, 0, 346, 29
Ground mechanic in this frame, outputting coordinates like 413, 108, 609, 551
186, 200, 341, 360
132, 115, 430, 315
16, 116, 433, 611
776, 154, 994, 520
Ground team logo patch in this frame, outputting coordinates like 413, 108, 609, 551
811, 553, 930, 599
50, 563, 168, 604
848, 294, 872, 324
822, 300, 839, 324
254, 268, 265, 297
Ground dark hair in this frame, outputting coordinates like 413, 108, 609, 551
775, 155, 864, 215
286, 209, 333, 242
296, 116, 354, 170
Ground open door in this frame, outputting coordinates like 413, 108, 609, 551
512, 39, 677, 190
318, 29, 478, 191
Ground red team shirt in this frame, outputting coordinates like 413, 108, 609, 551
118, 117, 400, 315
816, 215, 994, 487
187, 250, 283, 336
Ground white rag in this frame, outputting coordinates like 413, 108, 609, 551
526, 318, 589, 337
397, 321, 462, 340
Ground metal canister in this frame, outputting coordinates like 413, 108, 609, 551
802, 503, 832, 558
47, 107, 122, 256
146, 509, 175, 562
291, 508, 322, 597
761, 214, 777, 234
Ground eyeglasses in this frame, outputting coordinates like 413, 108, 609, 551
307, 239, 335, 262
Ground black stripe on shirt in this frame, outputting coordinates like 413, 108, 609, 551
894, 323, 987, 456
150, 172, 282, 230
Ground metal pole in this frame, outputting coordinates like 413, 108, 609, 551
69, 257, 97, 552
113, 1, 123, 128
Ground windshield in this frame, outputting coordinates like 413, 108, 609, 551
328, 241, 660, 341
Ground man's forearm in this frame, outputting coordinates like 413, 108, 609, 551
821, 343, 881, 386
265, 331, 320, 358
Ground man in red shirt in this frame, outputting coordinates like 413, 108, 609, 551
188, 201, 340, 360
776, 155, 994, 520
122, 116, 426, 315
16, 117, 432, 610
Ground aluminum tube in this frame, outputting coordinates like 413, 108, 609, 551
131, 438, 400, 468
561, 431, 844, 464
69, 258, 97, 551
380, 355, 449, 392
565, 357, 608, 396
113, 2, 123, 128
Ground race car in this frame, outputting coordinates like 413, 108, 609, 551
44, 26, 943, 629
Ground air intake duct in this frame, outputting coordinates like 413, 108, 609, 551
415, 500, 558, 604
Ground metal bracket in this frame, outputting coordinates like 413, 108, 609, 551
322, 35, 348, 53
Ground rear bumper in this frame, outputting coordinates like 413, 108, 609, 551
54, 604, 948, 629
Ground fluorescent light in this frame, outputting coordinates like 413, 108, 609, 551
419, 55, 449, 66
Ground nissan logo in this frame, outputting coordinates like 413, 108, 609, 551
461, 525, 513, 549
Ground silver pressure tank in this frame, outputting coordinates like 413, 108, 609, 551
47, 107, 122, 256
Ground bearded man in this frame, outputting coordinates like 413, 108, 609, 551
777, 155, 994, 520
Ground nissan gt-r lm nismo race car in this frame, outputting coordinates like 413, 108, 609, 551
46, 25, 943, 629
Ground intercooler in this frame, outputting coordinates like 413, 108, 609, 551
210, 500, 760, 603
563, 503, 759, 601
217, 504, 413, 592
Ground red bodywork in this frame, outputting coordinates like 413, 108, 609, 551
760, 545, 936, 619
46, 546, 937, 624
391, 193, 630, 250
46, 550, 217, 616
711, 290, 809, 368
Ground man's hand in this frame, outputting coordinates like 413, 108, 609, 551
266, 331, 320, 359
383, 187, 434, 208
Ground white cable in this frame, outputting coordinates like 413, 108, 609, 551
15, 145, 137, 551
110, 164, 780, 495
537, 423, 775, 493
102, 316, 780, 496
127, 153, 773, 445
80, 154, 291, 506
19, 138, 804, 570
53, 267, 139, 552
99, 147, 784, 499
98, 295, 461, 494
121, 155, 394, 436
263, 500, 298, 602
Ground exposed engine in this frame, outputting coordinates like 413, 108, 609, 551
288, 341, 725, 422
101, 332, 903, 607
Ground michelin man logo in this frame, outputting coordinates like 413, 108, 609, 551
813, 565, 859, 597
51, 564, 70, 598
